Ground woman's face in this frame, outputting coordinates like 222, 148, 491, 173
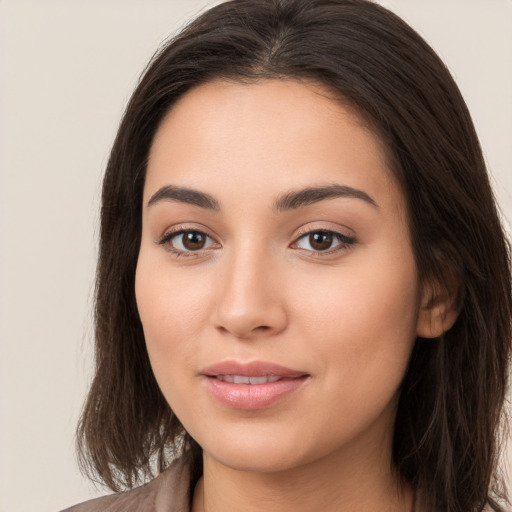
136, 79, 430, 474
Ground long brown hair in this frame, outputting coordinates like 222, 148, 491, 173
77, 1, 512, 510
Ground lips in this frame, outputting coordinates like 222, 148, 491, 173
201, 360, 307, 379
200, 360, 309, 410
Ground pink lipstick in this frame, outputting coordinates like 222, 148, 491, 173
200, 360, 309, 410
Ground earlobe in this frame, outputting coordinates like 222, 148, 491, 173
416, 279, 460, 339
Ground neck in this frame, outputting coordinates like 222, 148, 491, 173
191, 434, 413, 512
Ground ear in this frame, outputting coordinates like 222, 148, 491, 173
416, 274, 460, 339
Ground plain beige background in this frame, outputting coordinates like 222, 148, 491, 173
0, 1, 511, 511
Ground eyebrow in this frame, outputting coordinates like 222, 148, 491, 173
273, 184, 378, 212
147, 185, 220, 211
147, 183, 378, 211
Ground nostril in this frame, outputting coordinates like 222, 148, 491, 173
213, 294, 288, 338
216, 323, 272, 339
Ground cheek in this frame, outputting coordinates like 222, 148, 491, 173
134, 255, 212, 396
135, 246, 214, 336
292, 247, 420, 401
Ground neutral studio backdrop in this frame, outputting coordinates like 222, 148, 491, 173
0, 1, 511, 511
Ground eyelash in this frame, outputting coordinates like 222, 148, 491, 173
158, 226, 219, 258
157, 226, 356, 258
292, 228, 356, 256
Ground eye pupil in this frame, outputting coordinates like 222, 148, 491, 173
310, 231, 333, 251
183, 231, 206, 250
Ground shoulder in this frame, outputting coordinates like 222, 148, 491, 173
59, 492, 119, 512
59, 459, 192, 512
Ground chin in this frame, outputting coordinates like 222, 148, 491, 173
209, 448, 306, 474
198, 428, 321, 474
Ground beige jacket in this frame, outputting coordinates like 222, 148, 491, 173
60, 460, 191, 512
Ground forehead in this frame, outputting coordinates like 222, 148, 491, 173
145, 79, 401, 214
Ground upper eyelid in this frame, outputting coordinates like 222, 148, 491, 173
158, 224, 352, 240
291, 230, 355, 249
160, 229, 216, 244
294, 230, 354, 242
293, 222, 355, 240
158, 224, 218, 241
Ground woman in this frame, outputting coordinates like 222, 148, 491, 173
63, 0, 511, 511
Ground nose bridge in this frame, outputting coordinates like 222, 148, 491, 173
214, 240, 286, 338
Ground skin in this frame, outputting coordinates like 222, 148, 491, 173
135, 79, 456, 512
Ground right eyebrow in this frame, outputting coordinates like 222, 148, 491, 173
147, 185, 220, 211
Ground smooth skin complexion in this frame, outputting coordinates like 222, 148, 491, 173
135, 80, 458, 512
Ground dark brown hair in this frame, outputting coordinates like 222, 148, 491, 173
77, 1, 512, 510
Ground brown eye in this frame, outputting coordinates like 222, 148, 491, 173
182, 231, 207, 250
294, 229, 356, 254
159, 229, 218, 256
309, 231, 333, 251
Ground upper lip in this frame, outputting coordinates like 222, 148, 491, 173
200, 360, 308, 378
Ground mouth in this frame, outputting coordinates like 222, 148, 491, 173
200, 360, 309, 410
214, 375, 282, 384
201, 360, 307, 379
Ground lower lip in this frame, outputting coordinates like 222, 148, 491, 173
203, 376, 308, 410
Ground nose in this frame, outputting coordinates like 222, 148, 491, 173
212, 246, 288, 340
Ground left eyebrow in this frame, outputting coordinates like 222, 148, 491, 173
272, 184, 379, 212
